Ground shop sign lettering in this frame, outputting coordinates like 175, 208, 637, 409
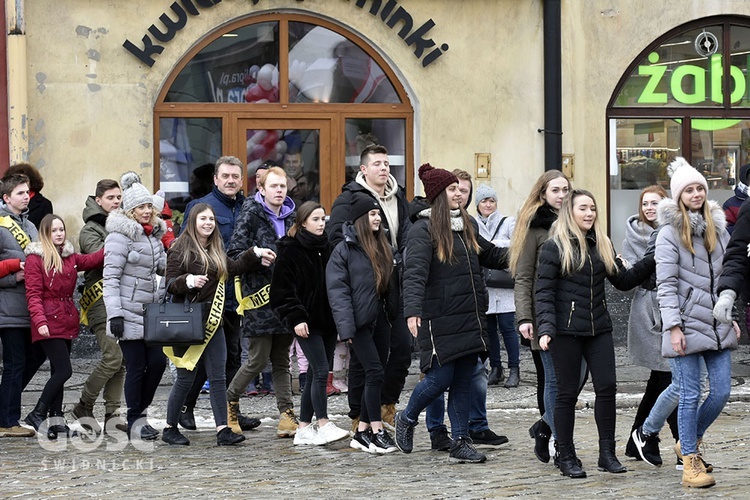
123, 0, 448, 68
638, 52, 747, 105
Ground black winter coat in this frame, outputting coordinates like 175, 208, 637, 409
718, 198, 750, 299
326, 224, 390, 341
535, 231, 653, 339
270, 232, 336, 336
403, 206, 508, 372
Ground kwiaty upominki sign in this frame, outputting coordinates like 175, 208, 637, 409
123, 0, 449, 68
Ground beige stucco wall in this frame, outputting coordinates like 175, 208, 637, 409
19, 0, 750, 239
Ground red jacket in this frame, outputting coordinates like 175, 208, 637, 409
0, 258, 22, 279
25, 241, 104, 343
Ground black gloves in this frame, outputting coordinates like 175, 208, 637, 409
109, 317, 125, 339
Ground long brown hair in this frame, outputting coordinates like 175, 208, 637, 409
551, 189, 617, 276
288, 201, 324, 237
171, 203, 228, 281
38, 214, 65, 274
430, 188, 479, 263
677, 194, 717, 255
509, 170, 570, 274
638, 185, 668, 229
354, 211, 393, 295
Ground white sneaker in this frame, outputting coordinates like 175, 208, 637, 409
293, 424, 324, 445
317, 422, 350, 444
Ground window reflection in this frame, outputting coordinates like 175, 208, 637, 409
289, 23, 400, 104
345, 118, 406, 186
166, 23, 279, 103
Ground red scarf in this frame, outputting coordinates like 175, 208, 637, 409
141, 223, 154, 236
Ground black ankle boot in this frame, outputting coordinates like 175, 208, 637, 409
24, 401, 50, 431
162, 426, 190, 445
598, 439, 627, 473
529, 419, 551, 463
47, 412, 70, 440
179, 404, 197, 430
487, 366, 503, 385
558, 443, 587, 478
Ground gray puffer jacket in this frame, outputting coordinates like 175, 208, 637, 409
655, 199, 736, 357
103, 209, 167, 340
0, 203, 38, 328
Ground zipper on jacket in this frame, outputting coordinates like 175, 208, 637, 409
589, 253, 595, 335
567, 301, 576, 328
131, 277, 139, 301
458, 233, 487, 351
428, 320, 440, 367
707, 251, 722, 350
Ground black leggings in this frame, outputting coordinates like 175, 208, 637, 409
38, 339, 72, 415
119, 340, 167, 427
531, 348, 545, 417
551, 334, 616, 445
349, 307, 390, 424
297, 332, 337, 423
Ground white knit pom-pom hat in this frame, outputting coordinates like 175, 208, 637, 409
668, 157, 708, 201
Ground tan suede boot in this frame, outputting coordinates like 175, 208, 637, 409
682, 453, 715, 488
227, 401, 243, 435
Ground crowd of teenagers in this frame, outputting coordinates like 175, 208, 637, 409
0, 150, 747, 487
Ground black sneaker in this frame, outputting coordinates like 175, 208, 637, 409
631, 426, 662, 467
217, 426, 246, 446
625, 434, 641, 459
237, 414, 262, 431
470, 428, 509, 446
449, 437, 487, 464
394, 411, 416, 454
370, 429, 398, 454
350, 428, 374, 453
430, 428, 452, 452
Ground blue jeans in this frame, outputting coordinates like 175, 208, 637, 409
642, 356, 708, 437
426, 359, 489, 433
539, 349, 557, 439
404, 354, 476, 439
487, 312, 520, 368
673, 349, 732, 455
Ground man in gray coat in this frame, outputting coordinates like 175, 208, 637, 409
0, 173, 42, 437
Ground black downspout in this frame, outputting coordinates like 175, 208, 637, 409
542, 0, 562, 171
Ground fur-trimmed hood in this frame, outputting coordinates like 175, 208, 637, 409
657, 198, 726, 237
105, 208, 166, 241
25, 240, 75, 258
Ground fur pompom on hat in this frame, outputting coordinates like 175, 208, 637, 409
152, 190, 166, 213
120, 171, 154, 212
668, 157, 708, 201
418, 163, 458, 202
475, 183, 497, 207
349, 192, 380, 223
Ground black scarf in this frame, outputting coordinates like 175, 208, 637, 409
297, 228, 329, 251
530, 203, 557, 230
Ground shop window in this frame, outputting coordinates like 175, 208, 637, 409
289, 23, 399, 104
345, 118, 406, 184
165, 22, 279, 103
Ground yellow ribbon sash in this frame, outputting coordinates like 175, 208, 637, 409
79, 280, 104, 326
0, 215, 31, 250
234, 276, 270, 316
164, 279, 226, 371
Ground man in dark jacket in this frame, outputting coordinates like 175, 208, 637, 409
328, 144, 411, 429
0, 174, 42, 437
177, 156, 260, 432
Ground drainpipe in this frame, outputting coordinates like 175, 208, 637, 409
6, 0, 27, 166
541, 0, 562, 170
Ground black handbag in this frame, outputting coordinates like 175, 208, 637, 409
482, 217, 515, 289
143, 280, 206, 347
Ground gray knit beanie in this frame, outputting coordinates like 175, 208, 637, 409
475, 183, 498, 207
120, 171, 153, 212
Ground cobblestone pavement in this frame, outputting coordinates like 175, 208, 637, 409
2, 346, 750, 499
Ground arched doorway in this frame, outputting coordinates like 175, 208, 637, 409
153, 13, 414, 216
607, 16, 750, 245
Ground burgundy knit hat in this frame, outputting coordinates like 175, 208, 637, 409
419, 163, 458, 202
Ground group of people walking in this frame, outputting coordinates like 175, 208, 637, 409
0, 150, 745, 487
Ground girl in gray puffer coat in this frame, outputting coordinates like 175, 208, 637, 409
103, 172, 167, 439
655, 158, 739, 488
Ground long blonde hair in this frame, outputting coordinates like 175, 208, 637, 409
171, 203, 228, 281
509, 170, 570, 274
551, 189, 617, 276
677, 196, 717, 255
38, 214, 65, 274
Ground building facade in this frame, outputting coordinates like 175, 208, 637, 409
4, 0, 750, 244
